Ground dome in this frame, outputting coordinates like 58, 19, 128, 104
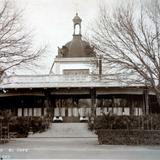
64, 35, 90, 57
57, 13, 96, 58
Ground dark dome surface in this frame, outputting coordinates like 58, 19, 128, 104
64, 35, 90, 57
57, 13, 96, 58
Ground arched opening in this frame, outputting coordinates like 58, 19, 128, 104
74, 24, 81, 35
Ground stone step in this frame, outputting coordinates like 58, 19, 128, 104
29, 123, 97, 138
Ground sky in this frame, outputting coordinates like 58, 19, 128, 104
10, 0, 119, 75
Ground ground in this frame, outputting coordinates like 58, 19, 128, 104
1, 137, 160, 159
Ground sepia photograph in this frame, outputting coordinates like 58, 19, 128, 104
0, 0, 160, 159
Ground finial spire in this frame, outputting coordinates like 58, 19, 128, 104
74, 1, 79, 16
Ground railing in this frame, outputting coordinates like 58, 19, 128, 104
0, 120, 9, 144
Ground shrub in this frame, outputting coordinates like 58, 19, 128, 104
97, 129, 160, 145
9, 116, 50, 137
89, 114, 160, 130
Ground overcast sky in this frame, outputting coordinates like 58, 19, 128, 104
12, 0, 120, 74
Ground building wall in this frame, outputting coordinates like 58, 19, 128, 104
51, 57, 97, 75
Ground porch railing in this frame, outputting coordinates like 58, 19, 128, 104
0, 120, 9, 144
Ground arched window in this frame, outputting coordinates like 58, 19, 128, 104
74, 24, 80, 35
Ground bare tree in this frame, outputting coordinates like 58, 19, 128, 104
0, 0, 45, 78
91, 0, 160, 105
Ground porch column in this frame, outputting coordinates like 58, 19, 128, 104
130, 96, 134, 116
90, 88, 96, 123
143, 88, 149, 115
44, 90, 51, 118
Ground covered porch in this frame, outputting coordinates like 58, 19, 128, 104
0, 86, 158, 122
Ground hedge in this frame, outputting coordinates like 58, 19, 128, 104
97, 129, 160, 145
9, 116, 50, 138
89, 114, 160, 145
89, 114, 160, 130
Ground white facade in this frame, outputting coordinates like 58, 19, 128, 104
50, 57, 98, 75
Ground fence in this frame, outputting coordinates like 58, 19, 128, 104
0, 119, 9, 144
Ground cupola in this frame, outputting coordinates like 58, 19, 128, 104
57, 13, 96, 58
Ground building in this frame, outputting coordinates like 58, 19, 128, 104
0, 14, 159, 122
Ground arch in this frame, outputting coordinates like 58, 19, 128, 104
74, 24, 81, 35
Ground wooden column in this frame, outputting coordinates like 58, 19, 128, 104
130, 96, 134, 116
42, 99, 44, 116
44, 90, 51, 118
90, 88, 96, 123
143, 88, 149, 115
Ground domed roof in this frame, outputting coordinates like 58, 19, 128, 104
57, 13, 96, 58
64, 35, 91, 57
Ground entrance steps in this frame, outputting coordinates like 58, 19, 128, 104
29, 123, 97, 138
